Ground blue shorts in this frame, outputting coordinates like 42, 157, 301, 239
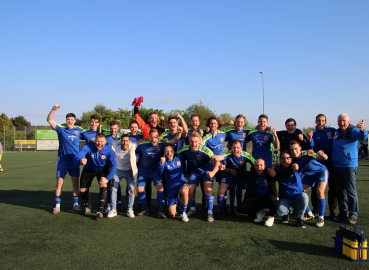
166, 182, 188, 206
302, 170, 329, 187
137, 173, 162, 187
219, 174, 247, 187
56, 155, 80, 179
187, 171, 212, 185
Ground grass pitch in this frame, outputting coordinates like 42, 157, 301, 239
0, 151, 369, 269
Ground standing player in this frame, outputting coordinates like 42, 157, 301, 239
289, 140, 329, 227
47, 104, 83, 214
277, 118, 308, 151
133, 105, 165, 139
160, 114, 188, 150
185, 115, 204, 145
157, 144, 190, 222
74, 133, 117, 220
108, 134, 138, 218
246, 114, 279, 168
222, 114, 252, 150
216, 140, 254, 219
307, 114, 337, 220
128, 120, 143, 146
80, 114, 100, 143
177, 132, 220, 222
135, 128, 182, 218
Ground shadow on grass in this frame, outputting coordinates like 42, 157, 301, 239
267, 239, 340, 258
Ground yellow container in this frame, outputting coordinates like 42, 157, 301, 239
351, 239, 358, 260
361, 238, 367, 260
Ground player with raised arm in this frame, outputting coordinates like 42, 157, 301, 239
135, 128, 182, 218
177, 132, 220, 222
47, 104, 83, 214
160, 114, 188, 150
157, 144, 190, 222
74, 133, 117, 220
289, 140, 329, 227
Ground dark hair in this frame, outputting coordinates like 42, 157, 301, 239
129, 120, 139, 126
95, 133, 106, 139
232, 139, 243, 147
206, 116, 222, 127
255, 157, 266, 163
280, 150, 291, 158
191, 114, 200, 121
289, 140, 300, 146
315, 114, 326, 121
258, 114, 268, 121
121, 134, 130, 140
90, 114, 100, 122
66, 113, 76, 119
109, 120, 120, 127
285, 118, 296, 126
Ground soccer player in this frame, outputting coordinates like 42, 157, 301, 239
332, 114, 367, 224
177, 132, 220, 222
74, 133, 117, 220
274, 150, 309, 228
0, 141, 3, 173
133, 106, 165, 139
222, 114, 252, 150
128, 120, 143, 146
306, 114, 337, 220
157, 144, 190, 222
289, 140, 329, 227
135, 128, 182, 218
246, 114, 279, 168
108, 134, 138, 218
202, 116, 226, 156
185, 115, 204, 145
216, 140, 254, 220
80, 114, 100, 143
160, 114, 188, 150
277, 118, 308, 151
47, 104, 83, 214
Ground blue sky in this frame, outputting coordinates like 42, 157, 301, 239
1, 1, 368, 130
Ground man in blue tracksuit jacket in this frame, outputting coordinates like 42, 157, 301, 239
332, 114, 367, 224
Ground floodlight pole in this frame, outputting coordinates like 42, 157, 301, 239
259, 71, 264, 114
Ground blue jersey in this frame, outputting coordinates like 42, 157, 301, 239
177, 145, 214, 175
136, 140, 166, 176
202, 130, 227, 155
222, 126, 253, 149
275, 165, 304, 199
309, 126, 335, 163
106, 134, 121, 146
160, 130, 184, 151
54, 125, 83, 157
74, 143, 117, 180
254, 172, 272, 197
246, 130, 275, 167
157, 156, 185, 187
293, 153, 327, 176
129, 132, 143, 146
222, 150, 255, 182
80, 129, 97, 143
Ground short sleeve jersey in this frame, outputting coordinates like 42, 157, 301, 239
54, 125, 83, 156
202, 130, 227, 155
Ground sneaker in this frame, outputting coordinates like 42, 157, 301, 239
52, 206, 60, 214
107, 209, 117, 218
207, 214, 214, 222
137, 209, 149, 216
0, 168, 3, 173
157, 212, 166, 219
303, 213, 315, 221
73, 204, 82, 212
96, 212, 103, 220
297, 218, 306, 228
181, 213, 189, 222
84, 207, 91, 215
254, 210, 266, 223
104, 204, 111, 213
316, 217, 325, 227
329, 210, 336, 221
264, 216, 275, 227
348, 216, 357, 225
218, 210, 225, 220
127, 209, 135, 218
187, 209, 196, 217
282, 214, 289, 224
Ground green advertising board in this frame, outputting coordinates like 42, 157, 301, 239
36, 130, 58, 140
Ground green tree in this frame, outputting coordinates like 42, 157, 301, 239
302, 126, 315, 135
183, 101, 215, 128
0, 113, 15, 140
218, 113, 234, 125
10, 115, 31, 127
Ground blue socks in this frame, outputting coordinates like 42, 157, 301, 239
55, 196, 61, 207
318, 198, 326, 218
206, 194, 214, 214
138, 192, 148, 211
157, 190, 165, 212
217, 195, 225, 211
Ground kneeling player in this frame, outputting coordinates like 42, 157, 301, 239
158, 144, 189, 222
74, 133, 117, 220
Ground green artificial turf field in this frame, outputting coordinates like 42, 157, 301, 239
0, 151, 368, 269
